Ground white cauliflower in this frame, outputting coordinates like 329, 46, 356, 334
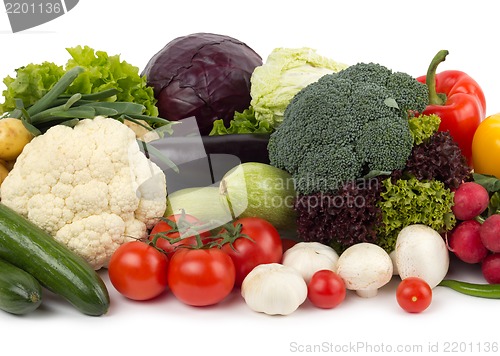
1, 116, 167, 269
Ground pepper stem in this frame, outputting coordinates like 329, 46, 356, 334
425, 50, 449, 105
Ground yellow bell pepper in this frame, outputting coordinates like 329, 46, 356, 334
472, 114, 500, 179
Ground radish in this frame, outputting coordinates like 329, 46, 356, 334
448, 220, 489, 264
479, 214, 500, 253
482, 253, 500, 284
452, 182, 489, 221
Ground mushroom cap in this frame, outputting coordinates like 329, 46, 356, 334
395, 224, 449, 288
336, 243, 393, 297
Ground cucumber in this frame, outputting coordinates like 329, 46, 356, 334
0, 258, 42, 315
0, 203, 110, 316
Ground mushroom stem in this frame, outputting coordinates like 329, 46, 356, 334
356, 289, 378, 298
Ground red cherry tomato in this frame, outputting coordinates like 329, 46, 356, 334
219, 217, 283, 287
108, 241, 169, 301
167, 247, 235, 306
149, 213, 211, 255
307, 269, 346, 309
396, 277, 432, 313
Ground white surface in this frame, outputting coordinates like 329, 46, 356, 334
1, 1, 500, 355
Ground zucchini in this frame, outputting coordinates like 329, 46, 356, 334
0, 203, 110, 316
0, 258, 42, 315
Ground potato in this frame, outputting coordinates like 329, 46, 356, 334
0, 162, 9, 186
0, 118, 34, 161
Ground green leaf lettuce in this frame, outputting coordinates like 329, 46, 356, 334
1, 45, 158, 117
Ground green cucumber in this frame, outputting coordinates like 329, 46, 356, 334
0, 203, 109, 316
0, 258, 42, 315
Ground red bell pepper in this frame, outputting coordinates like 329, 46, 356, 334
417, 50, 486, 167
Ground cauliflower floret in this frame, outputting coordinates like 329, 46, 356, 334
1, 116, 167, 269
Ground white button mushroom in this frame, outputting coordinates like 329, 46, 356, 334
282, 241, 339, 283
336, 243, 393, 298
241, 263, 308, 316
395, 224, 449, 289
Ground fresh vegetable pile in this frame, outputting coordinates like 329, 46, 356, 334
0, 32, 500, 318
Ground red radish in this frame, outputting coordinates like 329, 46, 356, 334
452, 182, 490, 221
448, 220, 489, 263
479, 214, 500, 253
482, 253, 500, 284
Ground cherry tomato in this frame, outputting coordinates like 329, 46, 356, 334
220, 217, 283, 287
168, 248, 235, 306
307, 269, 346, 309
108, 241, 169, 301
396, 277, 432, 313
149, 213, 211, 255
472, 114, 500, 178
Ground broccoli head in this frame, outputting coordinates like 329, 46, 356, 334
337, 63, 429, 114
268, 62, 428, 194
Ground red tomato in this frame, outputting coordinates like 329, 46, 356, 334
282, 238, 298, 253
108, 241, 169, 301
307, 270, 346, 309
396, 277, 433, 313
168, 248, 235, 306
220, 217, 283, 287
149, 213, 211, 255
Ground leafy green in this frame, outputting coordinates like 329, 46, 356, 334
210, 107, 272, 135
1, 62, 65, 114
473, 173, 500, 193
487, 192, 500, 217
473, 173, 500, 218
250, 47, 347, 129
211, 47, 347, 135
408, 113, 441, 145
376, 177, 456, 252
1, 45, 158, 117
65, 46, 158, 116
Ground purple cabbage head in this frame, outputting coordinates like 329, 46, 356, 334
142, 33, 262, 135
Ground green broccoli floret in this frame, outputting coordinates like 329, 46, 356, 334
268, 62, 428, 194
338, 63, 429, 114
356, 115, 414, 173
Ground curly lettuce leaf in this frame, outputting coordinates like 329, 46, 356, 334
1, 62, 65, 114
65, 45, 158, 116
376, 177, 456, 252
210, 107, 272, 135
1, 46, 158, 117
408, 113, 441, 145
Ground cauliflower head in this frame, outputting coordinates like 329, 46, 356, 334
1, 116, 167, 269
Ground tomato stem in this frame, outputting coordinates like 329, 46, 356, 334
209, 222, 255, 250
148, 210, 214, 251
425, 50, 449, 106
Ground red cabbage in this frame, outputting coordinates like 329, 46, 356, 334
142, 33, 262, 135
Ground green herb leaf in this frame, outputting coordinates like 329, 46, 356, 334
384, 97, 399, 109
473, 173, 500, 193
488, 192, 500, 216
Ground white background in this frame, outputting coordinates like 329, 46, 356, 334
1, 1, 500, 355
